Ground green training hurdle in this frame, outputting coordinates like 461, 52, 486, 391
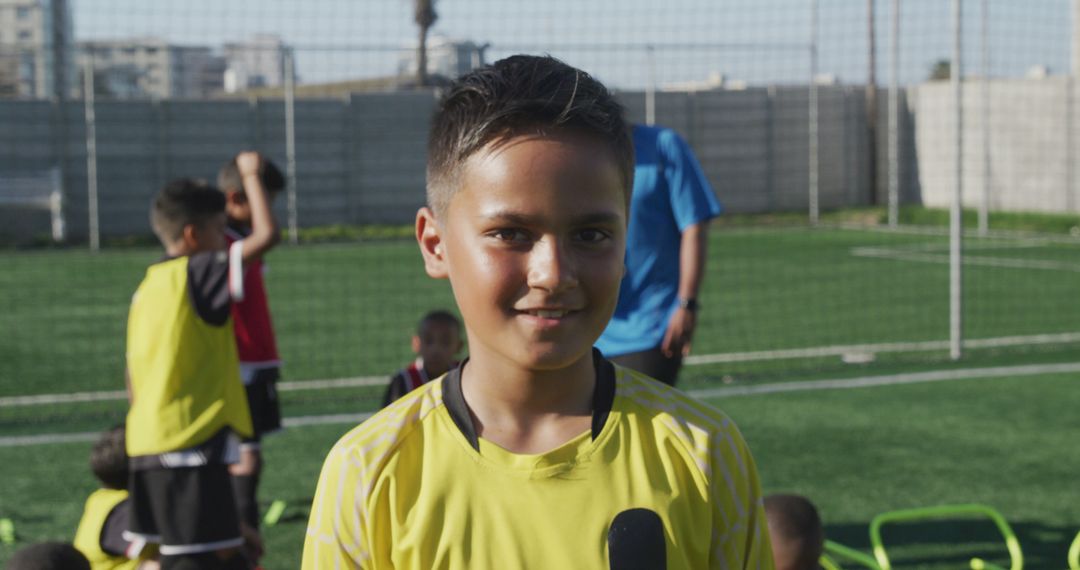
868, 504, 1022, 570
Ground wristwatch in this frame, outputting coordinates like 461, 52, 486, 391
677, 298, 699, 312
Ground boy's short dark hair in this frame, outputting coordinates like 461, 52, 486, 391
217, 156, 286, 195
426, 54, 634, 215
765, 494, 825, 570
417, 310, 461, 335
89, 425, 127, 490
150, 178, 226, 244
5, 542, 90, 570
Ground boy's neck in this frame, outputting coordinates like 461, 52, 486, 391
460, 347, 595, 454
164, 242, 194, 258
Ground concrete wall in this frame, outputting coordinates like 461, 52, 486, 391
0, 86, 872, 242
910, 77, 1080, 214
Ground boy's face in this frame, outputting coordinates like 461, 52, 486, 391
417, 135, 627, 372
412, 321, 463, 376
225, 189, 279, 225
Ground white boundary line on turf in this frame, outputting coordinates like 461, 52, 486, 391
827, 222, 1080, 244
0, 412, 377, 448
683, 331, 1080, 365
685, 361, 1080, 399
851, 245, 1080, 272
2, 361, 1077, 449
5, 330, 1080, 408
0, 375, 387, 408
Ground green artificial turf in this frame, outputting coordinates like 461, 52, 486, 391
3, 225, 1079, 400
0, 374, 1075, 569
2, 223, 1078, 568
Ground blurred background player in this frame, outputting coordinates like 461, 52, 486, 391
217, 154, 286, 532
382, 310, 463, 407
74, 425, 159, 570
595, 124, 722, 386
125, 156, 277, 570
5, 542, 90, 570
765, 494, 826, 570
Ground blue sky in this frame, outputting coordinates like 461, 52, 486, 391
72, 0, 1071, 89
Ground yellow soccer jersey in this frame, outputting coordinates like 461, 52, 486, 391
126, 253, 253, 456
74, 488, 152, 570
303, 352, 773, 569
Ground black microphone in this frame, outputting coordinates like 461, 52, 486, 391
607, 508, 667, 570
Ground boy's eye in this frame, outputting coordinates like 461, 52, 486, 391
576, 229, 610, 243
489, 229, 530, 243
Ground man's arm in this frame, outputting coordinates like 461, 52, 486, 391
235, 151, 280, 264
661, 221, 709, 357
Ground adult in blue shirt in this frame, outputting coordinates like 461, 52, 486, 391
596, 124, 722, 386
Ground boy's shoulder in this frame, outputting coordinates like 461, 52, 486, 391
612, 364, 740, 443
328, 378, 446, 466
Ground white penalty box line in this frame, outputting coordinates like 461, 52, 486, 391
0, 375, 389, 408
4, 330, 1080, 409
850, 237, 1080, 272
3, 361, 1078, 448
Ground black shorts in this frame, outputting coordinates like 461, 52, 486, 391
242, 367, 282, 446
126, 464, 243, 556
610, 347, 683, 386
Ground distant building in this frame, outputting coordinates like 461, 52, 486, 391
0, 0, 74, 98
77, 38, 225, 99
397, 37, 488, 82
223, 34, 287, 93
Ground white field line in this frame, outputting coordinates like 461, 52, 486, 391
849, 235, 1080, 271
827, 222, 1080, 245
3, 361, 1076, 448
5, 331, 1080, 408
683, 331, 1080, 365
0, 375, 386, 408
686, 361, 1080, 399
851, 246, 1080, 272
0, 412, 377, 448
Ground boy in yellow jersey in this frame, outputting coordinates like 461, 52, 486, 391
302, 55, 774, 569
125, 152, 278, 570
74, 426, 159, 570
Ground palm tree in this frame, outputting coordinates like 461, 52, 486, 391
414, 0, 438, 87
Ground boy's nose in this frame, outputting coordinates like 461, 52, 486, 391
527, 237, 578, 293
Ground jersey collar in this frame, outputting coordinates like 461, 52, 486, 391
442, 348, 616, 451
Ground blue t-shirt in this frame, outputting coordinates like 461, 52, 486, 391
596, 125, 722, 357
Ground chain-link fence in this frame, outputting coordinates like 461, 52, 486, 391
2, 0, 1078, 407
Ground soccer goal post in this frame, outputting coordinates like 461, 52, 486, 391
0, 168, 65, 243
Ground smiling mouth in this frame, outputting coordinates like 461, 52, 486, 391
517, 309, 577, 318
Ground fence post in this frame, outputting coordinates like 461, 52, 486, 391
645, 45, 656, 126
888, 0, 900, 227
50, 169, 64, 242
950, 0, 964, 360
979, 0, 990, 235
154, 99, 169, 187
82, 54, 100, 252
809, 0, 820, 225
284, 49, 298, 245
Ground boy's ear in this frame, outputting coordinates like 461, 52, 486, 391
416, 207, 448, 279
411, 335, 422, 354
181, 223, 199, 251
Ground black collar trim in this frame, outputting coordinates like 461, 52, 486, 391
442, 348, 617, 451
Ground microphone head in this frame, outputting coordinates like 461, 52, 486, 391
607, 508, 667, 570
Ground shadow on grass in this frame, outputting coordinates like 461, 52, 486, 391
826, 519, 1074, 569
